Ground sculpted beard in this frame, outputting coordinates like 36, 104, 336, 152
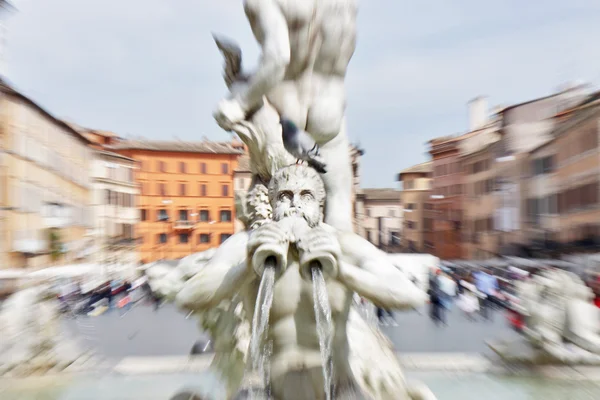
273, 204, 320, 228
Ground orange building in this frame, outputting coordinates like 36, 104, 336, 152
111, 139, 244, 262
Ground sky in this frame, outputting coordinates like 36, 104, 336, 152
4, 0, 600, 188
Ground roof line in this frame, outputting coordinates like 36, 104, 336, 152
0, 77, 92, 145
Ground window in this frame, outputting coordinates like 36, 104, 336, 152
220, 210, 232, 222
366, 230, 372, 242
159, 183, 167, 196
366, 208, 371, 217
220, 233, 232, 244
388, 209, 395, 217
406, 221, 416, 229
158, 233, 168, 244
424, 218, 433, 231
222, 184, 229, 197
180, 162, 186, 173
179, 233, 189, 244
123, 224, 134, 239
180, 183, 187, 196
199, 233, 210, 244
406, 203, 416, 210
127, 168, 134, 183
404, 180, 414, 190
221, 163, 229, 174
159, 161, 166, 172
158, 209, 169, 221
199, 210, 210, 222
199, 183, 207, 196
141, 209, 147, 221
390, 232, 400, 246
179, 210, 188, 221
200, 162, 207, 174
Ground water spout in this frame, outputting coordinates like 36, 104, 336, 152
312, 262, 334, 400
247, 256, 276, 398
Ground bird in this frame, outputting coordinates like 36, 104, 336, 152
280, 117, 328, 174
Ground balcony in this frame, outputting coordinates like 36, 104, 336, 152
173, 220, 196, 231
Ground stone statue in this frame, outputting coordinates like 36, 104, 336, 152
0, 283, 86, 376
213, 0, 358, 232
155, 1, 437, 398
177, 165, 433, 399
213, 34, 295, 186
489, 268, 600, 365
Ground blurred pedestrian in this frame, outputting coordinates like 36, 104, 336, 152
428, 269, 444, 325
475, 269, 499, 321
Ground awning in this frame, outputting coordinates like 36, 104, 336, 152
27, 263, 100, 279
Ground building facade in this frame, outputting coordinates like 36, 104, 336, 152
233, 154, 251, 233
428, 136, 464, 259
358, 189, 403, 252
397, 162, 432, 253
461, 142, 501, 259
493, 86, 590, 251
552, 102, 600, 244
90, 149, 140, 278
112, 140, 243, 262
0, 79, 93, 269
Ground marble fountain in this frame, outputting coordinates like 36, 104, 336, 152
4, 1, 600, 399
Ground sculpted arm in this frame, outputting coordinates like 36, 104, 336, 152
239, 0, 290, 111
176, 232, 252, 311
336, 232, 428, 310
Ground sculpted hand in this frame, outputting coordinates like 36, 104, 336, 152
247, 222, 289, 276
297, 227, 341, 280
214, 98, 246, 132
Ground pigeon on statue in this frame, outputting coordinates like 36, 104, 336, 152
280, 117, 328, 174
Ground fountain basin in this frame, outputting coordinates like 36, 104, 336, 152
2, 370, 600, 400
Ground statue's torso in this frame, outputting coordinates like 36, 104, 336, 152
243, 259, 352, 374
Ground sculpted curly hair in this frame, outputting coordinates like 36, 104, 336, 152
268, 165, 326, 207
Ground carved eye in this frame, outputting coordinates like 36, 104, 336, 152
301, 190, 314, 200
278, 192, 292, 201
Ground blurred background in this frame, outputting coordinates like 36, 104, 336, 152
2, 1, 600, 399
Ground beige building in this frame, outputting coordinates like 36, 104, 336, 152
233, 154, 251, 233
0, 79, 93, 269
89, 149, 140, 278
397, 161, 432, 253
358, 189, 403, 252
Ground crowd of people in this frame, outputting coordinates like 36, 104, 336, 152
427, 267, 504, 326
56, 277, 160, 317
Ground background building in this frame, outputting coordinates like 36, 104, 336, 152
233, 154, 251, 233
358, 189, 403, 252
397, 161, 432, 253
461, 141, 501, 259
111, 139, 243, 262
0, 78, 93, 269
90, 149, 140, 278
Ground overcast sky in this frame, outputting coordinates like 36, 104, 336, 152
5, 1, 600, 187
